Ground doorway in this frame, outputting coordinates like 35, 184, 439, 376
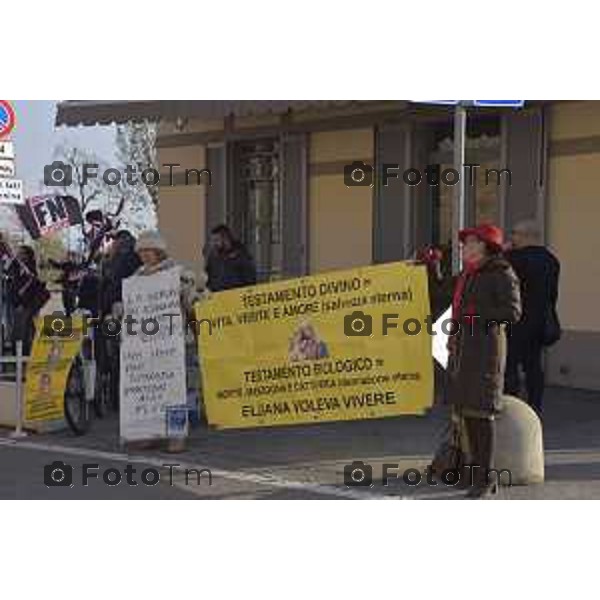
233, 138, 283, 282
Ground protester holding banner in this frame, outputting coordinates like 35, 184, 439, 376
205, 224, 257, 291
134, 231, 206, 426
446, 224, 521, 499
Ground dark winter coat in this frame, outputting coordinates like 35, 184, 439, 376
98, 248, 142, 315
447, 255, 522, 415
505, 245, 560, 342
206, 243, 257, 292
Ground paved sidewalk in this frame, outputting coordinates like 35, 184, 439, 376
2, 386, 599, 498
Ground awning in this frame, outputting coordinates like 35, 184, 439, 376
55, 100, 382, 126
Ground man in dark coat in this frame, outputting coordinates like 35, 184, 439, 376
49, 251, 82, 316
447, 224, 521, 498
5, 244, 49, 356
96, 230, 141, 409
98, 230, 142, 316
504, 220, 560, 414
205, 224, 257, 292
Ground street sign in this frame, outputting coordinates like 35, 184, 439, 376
473, 100, 525, 108
0, 159, 15, 178
0, 178, 23, 204
0, 101, 16, 139
412, 100, 459, 105
412, 100, 525, 107
0, 140, 14, 159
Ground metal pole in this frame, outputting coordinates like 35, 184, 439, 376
10, 339, 27, 438
452, 103, 468, 275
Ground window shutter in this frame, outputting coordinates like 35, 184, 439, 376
374, 123, 413, 262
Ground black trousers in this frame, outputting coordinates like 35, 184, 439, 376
463, 417, 495, 488
62, 286, 78, 317
505, 332, 545, 413
12, 305, 36, 357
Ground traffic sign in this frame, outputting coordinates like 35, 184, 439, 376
0, 178, 23, 204
0, 101, 16, 139
473, 100, 525, 108
412, 100, 525, 107
0, 140, 14, 159
0, 159, 15, 178
412, 100, 459, 105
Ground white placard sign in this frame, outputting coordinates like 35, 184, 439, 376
432, 306, 452, 369
0, 177, 23, 204
0, 141, 14, 159
120, 267, 187, 442
0, 159, 15, 177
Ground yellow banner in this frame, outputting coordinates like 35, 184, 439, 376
196, 262, 433, 429
25, 316, 85, 422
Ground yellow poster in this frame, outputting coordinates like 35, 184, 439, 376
196, 262, 433, 429
25, 316, 85, 422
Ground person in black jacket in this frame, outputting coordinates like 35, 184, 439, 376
49, 251, 82, 316
205, 224, 257, 292
95, 230, 142, 410
447, 224, 522, 498
504, 220, 560, 414
98, 230, 142, 316
9, 245, 44, 356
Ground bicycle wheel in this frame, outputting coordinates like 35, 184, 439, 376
64, 357, 91, 435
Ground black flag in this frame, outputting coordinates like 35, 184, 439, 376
15, 195, 83, 239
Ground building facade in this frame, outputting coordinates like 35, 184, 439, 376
56, 100, 600, 391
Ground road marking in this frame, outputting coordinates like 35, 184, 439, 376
0, 437, 412, 500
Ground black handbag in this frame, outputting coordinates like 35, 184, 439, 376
542, 305, 561, 347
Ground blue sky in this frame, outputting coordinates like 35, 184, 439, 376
1, 101, 156, 236
11, 100, 117, 197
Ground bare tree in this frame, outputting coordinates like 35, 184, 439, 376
115, 120, 159, 210
52, 145, 108, 215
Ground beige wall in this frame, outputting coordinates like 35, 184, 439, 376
158, 118, 224, 136
156, 144, 207, 278
309, 128, 374, 273
550, 100, 600, 140
156, 123, 376, 277
547, 102, 600, 332
293, 101, 397, 123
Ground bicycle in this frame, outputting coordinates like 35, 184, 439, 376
63, 312, 116, 435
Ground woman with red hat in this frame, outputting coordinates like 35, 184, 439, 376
447, 223, 521, 498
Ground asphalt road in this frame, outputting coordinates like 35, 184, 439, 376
1, 386, 600, 499
0, 440, 351, 500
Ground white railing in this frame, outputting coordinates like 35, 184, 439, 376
0, 340, 29, 438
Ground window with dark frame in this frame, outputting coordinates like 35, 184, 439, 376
236, 139, 282, 282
